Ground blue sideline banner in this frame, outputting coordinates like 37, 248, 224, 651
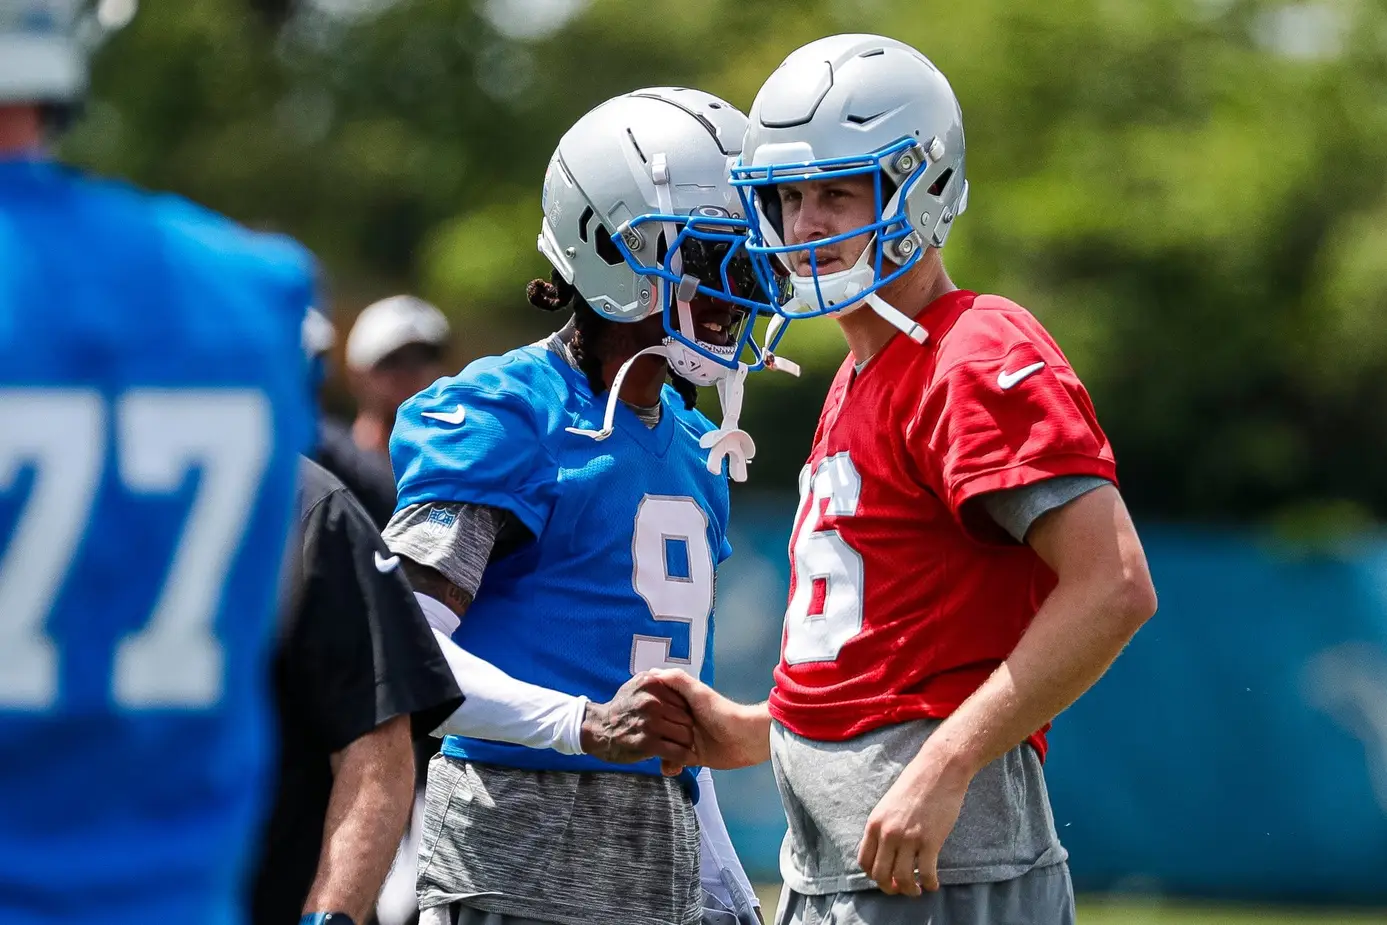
711, 500, 1387, 903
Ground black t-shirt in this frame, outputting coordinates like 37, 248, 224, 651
314, 416, 446, 788
250, 459, 463, 925
313, 417, 398, 530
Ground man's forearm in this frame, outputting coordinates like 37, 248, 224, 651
428, 625, 588, 754
727, 701, 773, 767
303, 714, 415, 923
688, 696, 772, 770
429, 625, 697, 765
401, 558, 473, 616
920, 572, 1153, 779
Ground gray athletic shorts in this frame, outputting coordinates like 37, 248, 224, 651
419, 889, 755, 925
774, 861, 1075, 925
418, 907, 548, 925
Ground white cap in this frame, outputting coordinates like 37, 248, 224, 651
345, 295, 450, 371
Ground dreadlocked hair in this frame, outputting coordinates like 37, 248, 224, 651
526, 269, 698, 410
525, 270, 576, 313
568, 299, 612, 401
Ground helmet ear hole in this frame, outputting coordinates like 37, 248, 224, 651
578, 206, 594, 243
592, 225, 624, 266
928, 167, 954, 197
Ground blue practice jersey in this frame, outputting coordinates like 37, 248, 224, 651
0, 160, 314, 925
392, 343, 732, 791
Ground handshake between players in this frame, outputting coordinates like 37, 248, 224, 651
582, 670, 767, 776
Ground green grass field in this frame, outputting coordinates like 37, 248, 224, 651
1073, 899, 1387, 924
752, 886, 1386, 923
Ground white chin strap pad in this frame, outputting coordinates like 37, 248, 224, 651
766, 354, 802, 377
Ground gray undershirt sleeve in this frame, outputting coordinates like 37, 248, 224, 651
979, 475, 1111, 543
383, 502, 508, 597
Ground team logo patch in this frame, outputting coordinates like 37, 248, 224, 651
426, 507, 457, 530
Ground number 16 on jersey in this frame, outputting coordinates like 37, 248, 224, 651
784, 452, 865, 665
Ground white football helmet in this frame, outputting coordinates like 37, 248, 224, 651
730, 34, 969, 339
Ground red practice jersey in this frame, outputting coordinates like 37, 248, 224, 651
769, 290, 1117, 759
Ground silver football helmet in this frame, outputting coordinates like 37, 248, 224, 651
537, 87, 775, 386
538, 88, 784, 481
730, 34, 969, 339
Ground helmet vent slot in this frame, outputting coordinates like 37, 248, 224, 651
625, 128, 648, 164
846, 110, 887, 125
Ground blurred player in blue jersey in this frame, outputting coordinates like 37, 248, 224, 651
382, 89, 788, 925
0, 4, 315, 924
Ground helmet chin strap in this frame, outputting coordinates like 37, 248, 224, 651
788, 249, 928, 345
761, 314, 802, 377
864, 291, 928, 344
564, 344, 759, 482
564, 344, 667, 443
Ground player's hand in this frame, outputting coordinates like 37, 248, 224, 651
856, 750, 972, 896
649, 669, 771, 772
580, 671, 696, 766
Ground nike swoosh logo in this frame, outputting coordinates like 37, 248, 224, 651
997, 361, 1045, 390
374, 551, 401, 573
421, 404, 466, 425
